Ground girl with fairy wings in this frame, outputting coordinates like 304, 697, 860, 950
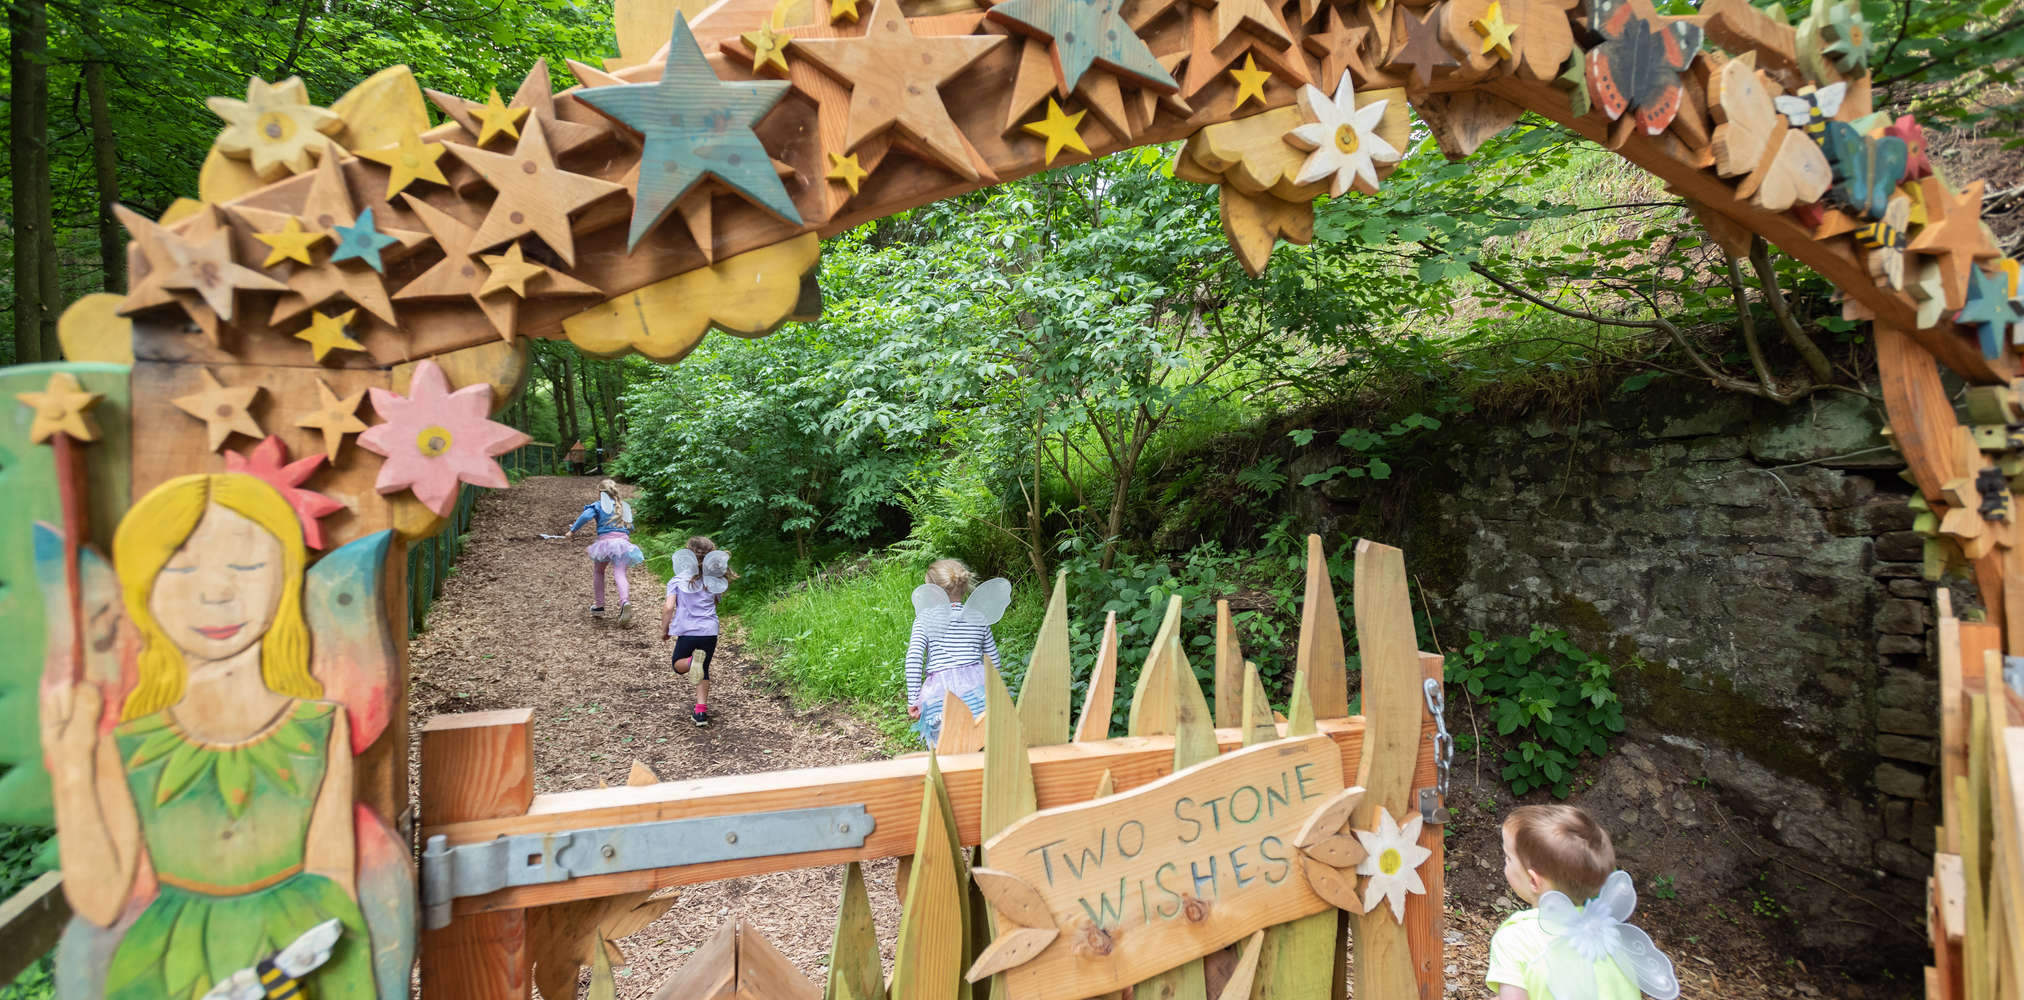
39, 473, 410, 1000
905, 559, 1011, 747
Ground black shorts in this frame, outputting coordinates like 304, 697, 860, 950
673, 635, 719, 678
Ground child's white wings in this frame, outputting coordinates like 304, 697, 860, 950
911, 577, 1012, 640
598, 494, 615, 516
618, 499, 634, 527
672, 549, 701, 587
1537, 870, 1679, 1000
700, 550, 730, 594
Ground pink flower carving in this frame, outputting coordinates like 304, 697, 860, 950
357, 360, 529, 516
226, 435, 345, 549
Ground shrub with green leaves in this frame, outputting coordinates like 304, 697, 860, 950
1449, 626, 1626, 797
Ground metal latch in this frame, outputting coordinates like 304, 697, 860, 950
421, 804, 875, 928
1419, 677, 1453, 826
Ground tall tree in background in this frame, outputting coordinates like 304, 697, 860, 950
84, 56, 124, 292
10, 0, 59, 362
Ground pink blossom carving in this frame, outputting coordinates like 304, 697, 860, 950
226, 435, 345, 549
357, 360, 529, 516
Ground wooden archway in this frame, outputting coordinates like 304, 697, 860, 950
16, 0, 2023, 995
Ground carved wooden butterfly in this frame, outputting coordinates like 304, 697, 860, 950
1584, 0, 1705, 136
1772, 82, 1846, 146
1822, 120, 1909, 220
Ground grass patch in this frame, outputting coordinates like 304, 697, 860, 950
738, 553, 1044, 746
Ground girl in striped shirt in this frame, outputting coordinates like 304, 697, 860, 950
906, 559, 1005, 747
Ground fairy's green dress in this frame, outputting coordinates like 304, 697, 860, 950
104, 700, 375, 1000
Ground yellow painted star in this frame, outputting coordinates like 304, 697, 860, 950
1473, 2, 1518, 60
1024, 98, 1090, 165
826, 151, 870, 194
1902, 180, 1928, 227
470, 88, 530, 146
831, 0, 860, 22
479, 243, 549, 298
297, 308, 366, 361
14, 371, 103, 444
742, 24, 792, 75
254, 216, 329, 267
1229, 54, 1271, 111
354, 128, 450, 199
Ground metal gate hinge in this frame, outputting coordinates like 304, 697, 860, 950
420, 804, 875, 928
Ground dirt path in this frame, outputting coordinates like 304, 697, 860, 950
407, 476, 901, 997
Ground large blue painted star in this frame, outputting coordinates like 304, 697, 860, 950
1959, 263, 2024, 359
576, 14, 801, 250
330, 207, 402, 274
987, 0, 1177, 95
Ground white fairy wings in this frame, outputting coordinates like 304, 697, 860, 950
596, 493, 634, 527
671, 548, 731, 594
1536, 870, 1680, 1000
911, 577, 1012, 640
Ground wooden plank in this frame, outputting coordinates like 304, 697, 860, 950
1297, 535, 1350, 720
1965, 698, 1991, 1000
1943, 593, 1968, 855
1129, 595, 1184, 737
1249, 667, 1335, 1000
825, 862, 886, 1000
0, 871, 70, 985
1939, 853, 1968, 944
654, 918, 738, 999
432, 718, 1439, 913
1348, 540, 1420, 999
891, 756, 967, 1000
938, 690, 987, 755
1214, 599, 1244, 729
1127, 634, 1221, 1000
421, 708, 536, 1000
1876, 325, 1966, 501
1074, 611, 1120, 742
982, 662, 1040, 844
1018, 571, 1074, 747
1403, 651, 1446, 999
1240, 664, 1278, 748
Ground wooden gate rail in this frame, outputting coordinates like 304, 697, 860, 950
423, 709, 1442, 917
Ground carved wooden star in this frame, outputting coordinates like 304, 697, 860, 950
330, 207, 404, 274
296, 308, 366, 361
1209, 0, 1294, 52
172, 368, 265, 452
1024, 98, 1090, 164
576, 14, 802, 249
1229, 54, 1272, 110
160, 212, 287, 323
793, 0, 1004, 181
1075, 71, 1133, 142
429, 62, 609, 157
395, 196, 600, 341
473, 89, 529, 145
1005, 38, 1063, 133
446, 116, 627, 267
831, 0, 859, 22
1473, 2, 1518, 61
826, 151, 870, 194
354, 128, 450, 198
1961, 264, 2024, 360
743, 24, 794, 75
478, 243, 550, 298
294, 377, 370, 462
1907, 179, 2002, 311
205, 76, 345, 180
1304, 8, 1373, 91
254, 216, 329, 267
1389, 6, 1458, 90
988, 0, 1178, 94
15, 371, 103, 444
234, 151, 424, 327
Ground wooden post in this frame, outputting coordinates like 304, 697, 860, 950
421, 708, 537, 1000
1404, 651, 1446, 999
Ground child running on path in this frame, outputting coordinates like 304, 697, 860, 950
559, 479, 644, 624
906, 559, 1011, 747
1488, 804, 1680, 1000
664, 536, 733, 727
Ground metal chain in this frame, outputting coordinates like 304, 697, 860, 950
1423, 677, 1453, 801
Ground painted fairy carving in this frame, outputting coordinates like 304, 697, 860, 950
40, 472, 411, 1000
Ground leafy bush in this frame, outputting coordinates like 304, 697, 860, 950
1450, 626, 1626, 797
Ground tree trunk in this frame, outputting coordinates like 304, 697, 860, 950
1097, 424, 1147, 572
85, 60, 125, 293
1026, 420, 1048, 580
597, 364, 623, 445
557, 350, 579, 446
579, 358, 605, 455
10, 0, 51, 362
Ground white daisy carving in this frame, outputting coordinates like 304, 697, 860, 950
1286, 71, 1401, 198
1352, 805, 1432, 922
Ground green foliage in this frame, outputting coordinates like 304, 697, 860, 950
1649, 874, 1678, 901
1450, 626, 1627, 797
0, 823, 55, 998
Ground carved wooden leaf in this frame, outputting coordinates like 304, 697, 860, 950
1300, 832, 1369, 869
964, 926, 1060, 982
1300, 854, 1363, 912
971, 867, 1055, 929
1295, 785, 1365, 848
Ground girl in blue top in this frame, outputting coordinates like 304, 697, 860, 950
561, 478, 644, 623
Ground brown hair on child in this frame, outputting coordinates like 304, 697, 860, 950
1502, 804, 1615, 902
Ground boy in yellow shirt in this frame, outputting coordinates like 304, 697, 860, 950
1487, 805, 1679, 1000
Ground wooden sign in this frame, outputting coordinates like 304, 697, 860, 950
969, 735, 1351, 999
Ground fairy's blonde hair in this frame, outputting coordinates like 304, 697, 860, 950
114, 474, 319, 720
925, 559, 975, 601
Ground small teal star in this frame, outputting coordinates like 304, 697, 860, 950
330, 207, 402, 274
1960, 264, 2024, 360
987, 0, 1175, 95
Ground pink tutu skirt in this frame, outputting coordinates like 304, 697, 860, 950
585, 534, 645, 567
